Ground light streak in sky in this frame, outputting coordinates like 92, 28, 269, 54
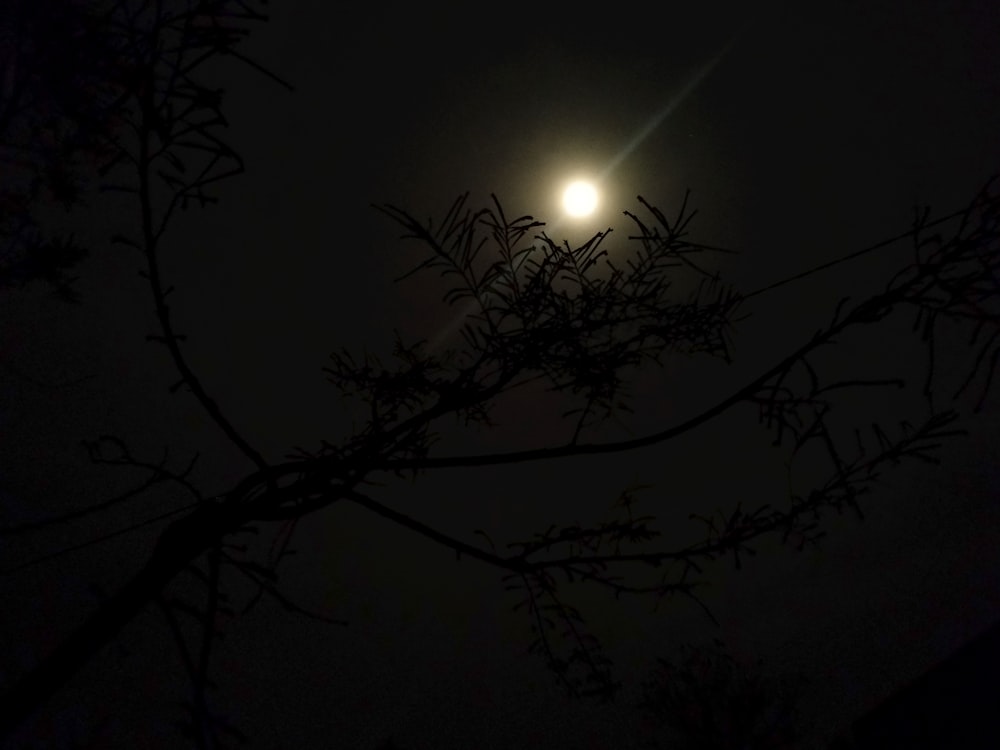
598, 39, 739, 184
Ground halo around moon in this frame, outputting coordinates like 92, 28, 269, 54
562, 180, 598, 217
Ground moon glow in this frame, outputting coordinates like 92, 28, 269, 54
562, 181, 598, 217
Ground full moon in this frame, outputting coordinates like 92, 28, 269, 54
562, 181, 598, 217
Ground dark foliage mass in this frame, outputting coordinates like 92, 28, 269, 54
1, 1, 998, 746
639, 639, 804, 749
0, 0, 129, 300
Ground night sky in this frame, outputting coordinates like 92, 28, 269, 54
2, 0, 999, 747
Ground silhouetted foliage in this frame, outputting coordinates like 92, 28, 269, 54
638, 640, 804, 749
1, 0, 999, 746
0, 0, 130, 301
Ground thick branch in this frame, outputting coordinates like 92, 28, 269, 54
0, 501, 246, 741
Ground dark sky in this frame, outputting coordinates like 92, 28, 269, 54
2, 0, 1000, 747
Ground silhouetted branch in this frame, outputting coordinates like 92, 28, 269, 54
122, 1, 276, 475
222, 552, 348, 626
0, 436, 201, 537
